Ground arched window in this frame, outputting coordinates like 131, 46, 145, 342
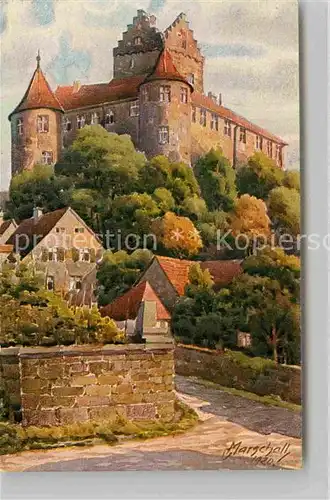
134, 36, 142, 45
91, 112, 100, 125
105, 110, 115, 125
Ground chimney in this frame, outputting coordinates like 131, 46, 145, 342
219, 93, 223, 106
33, 206, 43, 220
73, 80, 81, 93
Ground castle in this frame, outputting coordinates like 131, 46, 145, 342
9, 10, 287, 176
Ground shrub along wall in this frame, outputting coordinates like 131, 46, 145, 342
0, 343, 175, 427
175, 344, 301, 405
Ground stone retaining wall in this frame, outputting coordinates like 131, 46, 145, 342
175, 344, 301, 405
0, 348, 21, 421
0, 343, 175, 427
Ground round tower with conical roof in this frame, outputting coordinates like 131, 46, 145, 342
8, 52, 64, 175
138, 49, 193, 164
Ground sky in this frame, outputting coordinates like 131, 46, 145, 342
0, 0, 299, 190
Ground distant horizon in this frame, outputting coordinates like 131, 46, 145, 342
0, 0, 300, 189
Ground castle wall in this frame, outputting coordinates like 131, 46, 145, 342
11, 108, 62, 175
138, 80, 191, 163
114, 51, 160, 80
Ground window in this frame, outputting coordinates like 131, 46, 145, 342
239, 127, 246, 144
134, 36, 142, 45
224, 119, 231, 137
188, 74, 195, 85
69, 276, 82, 291
210, 113, 219, 131
158, 126, 169, 145
46, 276, 55, 291
77, 115, 86, 129
55, 227, 65, 234
180, 87, 188, 103
182, 39, 187, 49
200, 108, 207, 127
74, 227, 84, 233
256, 135, 263, 150
267, 140, 273, 157
37, 115, 49, 133
17, 117, 23, 136
105, 110, 114, 125
142, 87, 149, 102
159, 85, 171, 103
91, 112, 100, 125
63, 117, 72, 132
275, 144, 281, 162
48, 248, 58, 262
192, 107, 196, 123
42, 151, 53, 165
79, 248, 90, 262
130, 102, 139, 117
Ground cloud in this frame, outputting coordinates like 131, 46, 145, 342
0, 0, 299, 189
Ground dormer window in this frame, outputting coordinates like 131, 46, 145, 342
37, 115, 49, 133
42, 151, 53, 165
105, 110, 115, 125
130, 102, 139, 117
134, 36, 142, 45
17, 117, 23, 136
77, 115, 86, 129
91, 112, 100, 125
63, 117, 72, 132
159, 85, 171, 103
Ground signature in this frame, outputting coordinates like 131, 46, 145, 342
222, 440, 291, 466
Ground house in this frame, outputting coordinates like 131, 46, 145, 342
100, 280, 171, 340
6, 206, 103, 295
9, 10, 287, 176
0, 217, 17, 245
137, 255, 243, 310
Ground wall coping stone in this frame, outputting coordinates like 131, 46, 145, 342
1, 343, 174, 360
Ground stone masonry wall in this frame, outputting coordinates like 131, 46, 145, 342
0, 348, 21, 421
175, 344, 301, 405
0, 343, 175, 427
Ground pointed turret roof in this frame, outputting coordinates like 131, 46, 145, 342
143, 49, 193, 90
9, 52, 63, 120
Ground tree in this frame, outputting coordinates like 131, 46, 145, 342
5, 164, 69, 222
236, 152, 284, 200
153, 188, 175, 213
56, 126, 146, 200
168, 161, 200, 206
195, 148, 237, 211
97, 249, 153, 306
267, 186, 300, 237
185, 263, 214, 297
283, 170, 300, 192
138, 156, 172, 194
152, 212, 202, 258
230, 194, 271, 253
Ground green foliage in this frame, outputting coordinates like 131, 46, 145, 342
236, 152, 284, 200
5, 164, 70, 222
195, 148, 237, 211
97, 249, 153, 306
153, 188, 175, 213
283, 169, 300, 192
185, 263, 214, 297
267, 186, 300, 236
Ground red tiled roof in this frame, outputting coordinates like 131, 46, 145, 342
7, 207, 68, 254
0, 219, 16, 236
155, 255, 242, 295
100, 280, 171, 321
192, 92, 287, 145
144, 49, 192, 88
9, 65, 63, 119
155, 255, 194, 296
55, 75, 147, 111
200, 260, 243, 288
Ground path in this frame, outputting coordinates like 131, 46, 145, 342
0, 376, 302, 471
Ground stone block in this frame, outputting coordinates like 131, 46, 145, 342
38, 366, 64, 380
88, 361, 109, 376
88, 406, 118, 422
126, 403, 156, 421
21, 394, 39, 410
23, 409, 58, 427
113, 383, 133, 395
97, 374, 118, 386
156, 402, 175, 421
76, 395, 111, 407
57, 407, 89, 425
72, 374, 97, 386
113, 393, 143, 405
39, 395, 76, 409
52, 386, 85, 397
85, 385, 111, 397
21, 377, 43, 394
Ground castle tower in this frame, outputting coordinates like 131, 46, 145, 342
163, 13, 205, 93
113, 9, 164, 79
8, 52, 63, 175
138, 49, 193, 164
